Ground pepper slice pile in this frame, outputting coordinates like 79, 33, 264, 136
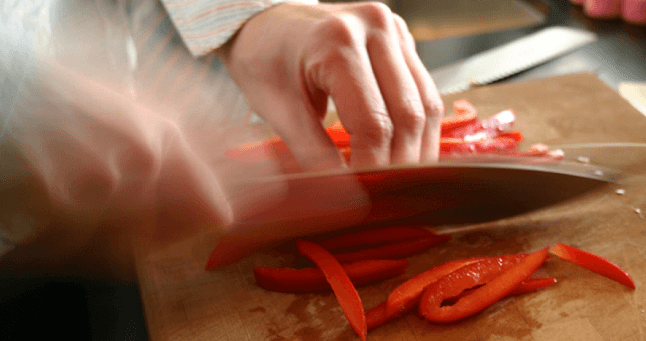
212, 226, 636, 340
223, 99, 564, 172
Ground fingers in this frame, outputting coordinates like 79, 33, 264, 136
305, 14, 394, 167
392, 14, 444, 162
572, 0, 646, 24
362, 4, 426, 164
305, 3, 444, 167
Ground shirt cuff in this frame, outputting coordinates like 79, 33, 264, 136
160, 0, 318, 58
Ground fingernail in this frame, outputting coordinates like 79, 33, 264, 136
623, 0, 646, 24
585, 0, 622, 18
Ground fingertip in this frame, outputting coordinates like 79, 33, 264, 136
584, 0, 621, 18
623, 0, 646, 24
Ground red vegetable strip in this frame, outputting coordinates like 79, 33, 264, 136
295, 240, 367, 341
444, 277, 557, 305
508, 277, 557, 296
254, 260, 409, 293
318, 226, 437, 251
368, 276, 554, 331
333, 236, 451, 264
496, 130, 524, 143
551, 243, 635, 289
441, 99, 479, 134
419, 247, 549, 323
386, 254, 526, 317
366, 302, 391, 331
385, 257, 488, 317
446, 109, 517, 139
440, 136, 519, 155
225, 123, 350, 162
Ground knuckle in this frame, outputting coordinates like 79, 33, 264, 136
424, 99, 445, 119
392, 14, 415, 46
357, 2, 393, 31
361, 112, 395, 146
317, 16, 356, 47
396, 103, 426, 132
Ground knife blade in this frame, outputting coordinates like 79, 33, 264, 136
429, 26, 598, 94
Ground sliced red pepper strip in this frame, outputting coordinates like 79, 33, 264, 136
508, 277, 558, 296
441, 99, 479, 134
225, 123, 350, 162
445, 109, 516, 139
254, 259, 408, 293
551, 243, 635, 289
367, 276, 554, 331
385, 254, 525, 317
496, 130, 524, 143
440, 136, 519, 155
295, 240, 367, 341
445, 277, 557, 304
366, 302, 391, 331
385, 257, 488, 317
419, 247, 549, 323
333, 236, 451, 264
318, 226, 438, 252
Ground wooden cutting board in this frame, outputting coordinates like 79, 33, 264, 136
133, 73, 646, 341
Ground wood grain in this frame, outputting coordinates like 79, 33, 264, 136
134, 73, 646, 341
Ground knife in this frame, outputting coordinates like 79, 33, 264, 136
429, 26, 598, 94
236, 157, 619, 227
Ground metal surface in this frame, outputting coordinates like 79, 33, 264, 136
244, 159, 619, 227
429, 26, 597, 94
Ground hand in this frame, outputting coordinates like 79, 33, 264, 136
1, 62, 234, 282
572, 0, 646, 24
217, 2, 444, 170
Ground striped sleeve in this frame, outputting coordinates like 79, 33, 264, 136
160, 0, 318, 58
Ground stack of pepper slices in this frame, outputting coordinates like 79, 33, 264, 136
213, 100, 635, 339
206, 226, 635, 340
222, 99, 565, 171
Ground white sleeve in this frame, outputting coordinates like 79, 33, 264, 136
159, 0, 318, 58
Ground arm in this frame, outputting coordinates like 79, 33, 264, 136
159, 0, 318, 58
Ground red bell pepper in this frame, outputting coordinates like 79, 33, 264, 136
440, 136, 519, 155
224, 123, 350, 162
551, 243, 635, 289
441, 99, 479, 134
508, 277, 558, 296
317, 226, 438, 252
444, 277, 557, 305
254, 259, 409, 293
332, 236, 451, 264
385, 257, 490, 317
295, 240, 367, 341
419, 247, 549, 323
367, 276, 555, 331
496, 130, 524, 143
445, 109, 516, 139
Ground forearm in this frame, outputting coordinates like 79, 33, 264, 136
159, 0, 318, 58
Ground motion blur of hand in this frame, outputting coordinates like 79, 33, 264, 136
218, 2, 445, 170
571, 0, 646, 24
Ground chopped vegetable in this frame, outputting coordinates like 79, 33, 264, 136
419, 247, 549, 323
254, 259, 408, 293
385, 257, 489, 317
441, 99, 479, 134
332, 236, 451, 264
295, 240, 367, 340
318, 226, 438, 251
445, 109, 516, 140
550, 243, 635, 289
367, 276, 555, 331
508, 277, 558, 296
